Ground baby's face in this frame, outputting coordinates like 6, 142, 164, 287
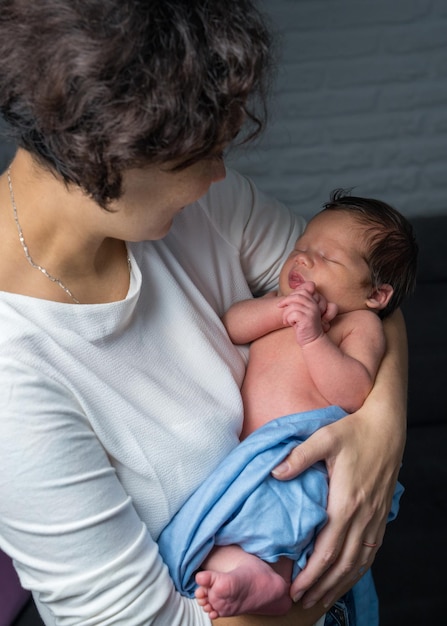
278, 210, 373, 314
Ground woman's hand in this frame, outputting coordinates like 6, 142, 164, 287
272, 309, 408, 609
275, 411, 401, 608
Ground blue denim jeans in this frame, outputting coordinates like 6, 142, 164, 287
324, 569, 379, 626
324, 590, 355, 626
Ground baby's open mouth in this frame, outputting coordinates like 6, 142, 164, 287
288, 270, 306, 290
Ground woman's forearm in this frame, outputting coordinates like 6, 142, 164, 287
213, 599, 326, 626
360, 308, 408, 453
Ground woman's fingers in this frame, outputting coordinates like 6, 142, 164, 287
271, 423, 334, 480
290, 507, 385, 608
291, 524, 349, 605
272, 415, 398, 608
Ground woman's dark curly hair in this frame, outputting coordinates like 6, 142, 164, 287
323, 190, 419, 318
0, 0, 273, 207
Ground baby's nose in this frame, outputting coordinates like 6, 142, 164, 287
295, 251, 313, 267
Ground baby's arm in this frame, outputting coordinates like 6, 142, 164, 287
222, 293, 285, 344
301, 311, 385, 412
280, 286, 385, 412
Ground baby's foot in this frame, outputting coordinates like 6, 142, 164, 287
194, 558, 292, 619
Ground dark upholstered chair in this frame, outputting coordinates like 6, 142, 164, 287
0, 550, 30, 626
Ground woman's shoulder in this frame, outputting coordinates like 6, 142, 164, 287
197, 168, 303, 257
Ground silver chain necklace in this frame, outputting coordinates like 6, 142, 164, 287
8, 167, 132, 304
8, 167, 81, 304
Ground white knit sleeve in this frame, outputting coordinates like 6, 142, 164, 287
0, 361, 211, 626
201, 168, 306, 295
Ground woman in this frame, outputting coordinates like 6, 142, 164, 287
0, 1, 407, 624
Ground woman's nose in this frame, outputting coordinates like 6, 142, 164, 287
212, 158, 226, 183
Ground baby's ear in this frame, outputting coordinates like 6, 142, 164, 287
366, 283, 394, 312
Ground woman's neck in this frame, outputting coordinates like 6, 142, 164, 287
0, 149, 130, 304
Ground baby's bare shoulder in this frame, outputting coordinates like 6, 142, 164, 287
341, 309, 381, 323
329, 309, 383, 340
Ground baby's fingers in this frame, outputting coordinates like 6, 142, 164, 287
322, 302, 338, 324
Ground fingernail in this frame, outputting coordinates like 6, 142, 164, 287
292, 592, 303, 603
271, 461, 290, 477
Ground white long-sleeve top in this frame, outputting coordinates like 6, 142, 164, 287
0, 169, 304, 625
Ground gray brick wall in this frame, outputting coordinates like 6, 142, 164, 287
227, 0, 447, 219
2, 0, 447, 219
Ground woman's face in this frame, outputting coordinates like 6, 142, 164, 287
107, 155, 226, 241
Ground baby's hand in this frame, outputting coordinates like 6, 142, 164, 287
278, 282, 337, 345
309, 284, 338, 332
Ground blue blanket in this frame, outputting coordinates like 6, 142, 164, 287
158, 406, 403, 605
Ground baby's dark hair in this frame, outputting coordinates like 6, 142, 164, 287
323, 190, 418, 318
0, 0, 273, 207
